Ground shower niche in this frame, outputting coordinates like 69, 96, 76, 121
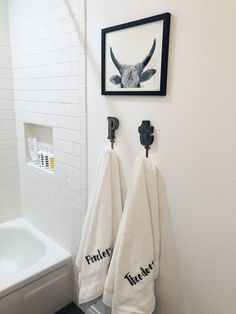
24, 123, 54, 175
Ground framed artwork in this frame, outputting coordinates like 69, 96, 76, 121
101, 13, 171, 96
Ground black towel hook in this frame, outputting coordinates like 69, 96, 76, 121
107, 117, 119, 149
138, 120, 154, 158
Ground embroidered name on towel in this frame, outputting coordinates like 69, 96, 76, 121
124, 261, 155, 286
85, 248, 112, 265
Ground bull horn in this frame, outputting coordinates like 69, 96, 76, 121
110, 47, 122, 72
141, 39, 156, 68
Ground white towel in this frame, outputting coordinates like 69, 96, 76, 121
103, 157, 160, 314
76, 149, 123, 304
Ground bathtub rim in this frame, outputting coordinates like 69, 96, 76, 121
0, 218, 72, 299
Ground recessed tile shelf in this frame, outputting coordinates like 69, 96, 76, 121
27, 162, 55, 175
24, 123, 55, 174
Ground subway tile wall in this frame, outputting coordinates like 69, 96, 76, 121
8, 0, 87, 259
0, 0, 21, 223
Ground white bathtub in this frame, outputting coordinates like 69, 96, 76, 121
0, 219, 73, 314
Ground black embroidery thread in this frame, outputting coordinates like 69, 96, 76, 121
85, 248, 112, 265
124, 261, 155, 286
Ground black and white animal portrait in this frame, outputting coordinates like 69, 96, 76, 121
109, 39, 157, 88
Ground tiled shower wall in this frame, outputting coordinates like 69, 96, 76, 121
8, 0, 87, 258
0, 0, 21, 223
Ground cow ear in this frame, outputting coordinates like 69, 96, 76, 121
110, 75, 121, 85
140, 69, 156, 82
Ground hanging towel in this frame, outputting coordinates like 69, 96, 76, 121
103, 157, 160, 314
76, 149, 123, 304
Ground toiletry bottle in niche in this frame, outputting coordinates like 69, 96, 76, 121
38, 146, 44, 167
49, 149, 55, 171
44, 148, 49, 169
27, 137, 38, 164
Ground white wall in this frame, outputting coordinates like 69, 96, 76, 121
87, 1, 236, 313
8, 0, 87, 261
0, 0, 21, 223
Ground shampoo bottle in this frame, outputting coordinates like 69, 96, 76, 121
49, 149, 55, 172
44, 148, 49, 169
38, 146, 44, 167
27, 137, 38, 164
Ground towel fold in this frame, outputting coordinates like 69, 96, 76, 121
76, 149, 123, 304
103, 157, 160, 314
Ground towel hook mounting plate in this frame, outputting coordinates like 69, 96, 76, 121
138, 120, 154, 158
107, 117, 119, 149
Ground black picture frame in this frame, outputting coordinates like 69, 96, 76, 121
101, 13, 171, 96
